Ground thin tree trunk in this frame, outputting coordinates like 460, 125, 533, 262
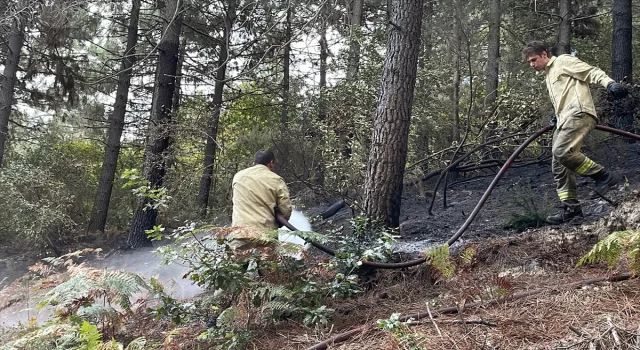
364, 0, 424, 228
88, 0, 141, 233
415, 0, 433, 164
484, 0, 501, 160
128, 0, 183, 248
557, 0, 571, 55
346, 0, 363, 81
280, 7, 292, 137
315, 18, 328, 187
485, 0, 500, 107
451, 0, 461, 144
0, 15, 25, 168
197, 0, 236, 218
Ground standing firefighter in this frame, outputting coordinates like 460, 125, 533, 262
523, 41, 628, 224
230, 149, 292, 252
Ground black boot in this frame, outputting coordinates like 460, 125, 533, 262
588, 169, 619, 199
546, 206, 583, 224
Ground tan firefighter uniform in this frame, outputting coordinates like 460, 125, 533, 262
544, 54, 614, 206
230, 164, 292, 251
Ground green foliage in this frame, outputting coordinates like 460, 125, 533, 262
504, 184, 552, 231
34, 253, 150, 336
0, 319, 146, 350
424, 244, 455, 279
148, 218, 396, 345
577, 230, 640, 274
377, 313, 426, 350
0, 163, 76, 247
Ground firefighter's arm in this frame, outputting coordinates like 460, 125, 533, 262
275, 178, 292, 220
560, 55, 614, 88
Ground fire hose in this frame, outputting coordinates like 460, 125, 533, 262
276, 124, 640, 269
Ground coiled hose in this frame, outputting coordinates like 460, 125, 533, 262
277, 124, 640, 269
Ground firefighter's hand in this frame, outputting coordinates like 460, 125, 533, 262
549, 115, 557, 127
607, 82, 628, 99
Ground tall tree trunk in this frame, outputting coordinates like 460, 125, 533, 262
0, 15, 25, 169
346, 0, 363, 81
88, 0, 141, 233
485, 0, 500, 107
415, 0, 433, 164
280, 7, 292, 137
612, 0, 632, 82
128, 0, 183, 248
364, 0, 424, 228
450, 0, 462, 144
611, 0, 633, 132
196, 0, 236, 218
165, 36, 187, 172
557, 0, 572, 55
315, 18, 328, 187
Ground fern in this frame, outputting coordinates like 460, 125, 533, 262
216, 307, 239, 327
38, 274, 97, 310
460, 246, 476, 266
78, 321, 102, 349
424, 244, 455, 278
577, 230, 640, 274
124, 337, 147, 350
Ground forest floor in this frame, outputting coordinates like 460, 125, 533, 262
2, 135, 640, 349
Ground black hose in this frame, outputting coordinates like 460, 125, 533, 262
277, 124, 640, 269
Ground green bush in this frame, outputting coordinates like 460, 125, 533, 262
0, 164, 76, 248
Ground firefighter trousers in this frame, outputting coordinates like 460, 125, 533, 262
552, 113, 603, 207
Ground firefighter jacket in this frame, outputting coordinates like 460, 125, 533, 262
231, 164, 292, 239
544, 54, 614, 128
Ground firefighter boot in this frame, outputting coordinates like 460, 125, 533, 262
588, 169, 620, 199
546, 205, 583, 224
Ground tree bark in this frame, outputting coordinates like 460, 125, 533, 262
364, 0, 424, 228
88, 0, 141, 233
557, 0, 572, 55
280, 7, 292, 137
315, 17, 328, 187
611, 0, 632, 82
485, 0, 500, 107
128, 0, 183, 248
450, 0, 462, 144
611, 0, 633, 132
0, 15, 25, 168
196, 0, 236, 218
345, 0, 363, 81
415, 0, 433, 164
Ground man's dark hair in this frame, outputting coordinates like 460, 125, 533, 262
522, 41, 550, 58
254, 149, 275, 165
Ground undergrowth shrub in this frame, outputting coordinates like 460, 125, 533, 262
0, 164, 76, 248
1, 250, 149, 349
503, 184, 553, 231
150, 216, 394, 348
577, 230, 640, 274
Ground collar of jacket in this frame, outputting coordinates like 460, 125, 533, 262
544, 56, 557, 73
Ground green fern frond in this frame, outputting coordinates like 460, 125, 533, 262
252, 283, 293, 300
460, 246, 476, 266
216, 307, 239, 327
77, 304, 120, 322
424, 244, 455, 278
78, 321, 102, 349
576, 230, 636, 268
124, 337, 147, 350
39, 274, 97, 309
262, 300, 292, 313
